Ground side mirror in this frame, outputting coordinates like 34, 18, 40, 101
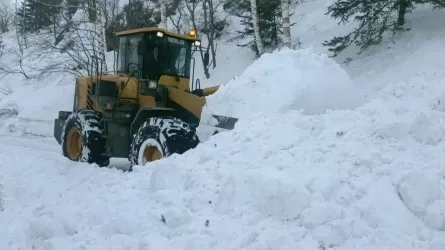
204, 52, 210, 67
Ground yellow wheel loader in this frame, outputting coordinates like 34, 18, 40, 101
53, 27, 238, 170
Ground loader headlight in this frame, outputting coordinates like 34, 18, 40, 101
188, 29, 197, 37
148, 80, 157, 89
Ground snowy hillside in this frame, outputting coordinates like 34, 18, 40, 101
2, 0, 445, 249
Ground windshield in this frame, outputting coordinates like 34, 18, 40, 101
164, 36, 191, 77
116, 33, 192, 80
117, 34, 144, 74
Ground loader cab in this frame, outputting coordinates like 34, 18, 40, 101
115, 28, 203, 87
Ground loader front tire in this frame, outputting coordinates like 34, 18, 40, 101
129, 116, 199, 168
61, 110, 110, 167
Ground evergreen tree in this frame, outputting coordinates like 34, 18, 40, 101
121, 0, 161, 29
15, 0, 34, 33
105, 0, 162, 51
16, 0, 63, 33
323, 0, 445, 57
65, 0, 81, 19
223, 0, 288, 56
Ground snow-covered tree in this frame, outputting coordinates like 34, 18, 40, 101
323, 0, 445, 57
15, 0, 63, 33
224, 0, 296, 56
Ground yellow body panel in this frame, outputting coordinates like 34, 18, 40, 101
139, 94, 157, 107
75, 71, 220, 121
76, 74, 153, 111
158, 75, 190, 91
166, 86, 206, 119
76, 77, 90, 110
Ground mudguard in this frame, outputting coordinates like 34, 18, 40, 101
130, 107, 176, 137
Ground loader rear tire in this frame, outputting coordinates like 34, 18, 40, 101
129, 116, 199, 168
61, 110, 110, 167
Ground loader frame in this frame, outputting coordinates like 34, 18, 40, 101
54, 27, 238, 166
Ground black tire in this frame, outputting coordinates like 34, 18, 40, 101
61, 110, 110, 167
129, 116, 200, 168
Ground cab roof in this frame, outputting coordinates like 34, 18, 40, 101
114, 27, 200, 42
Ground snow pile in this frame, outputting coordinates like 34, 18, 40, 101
2, 44, 445, 249
203, 47, 366, 120
398, 171, 445, 231
3, 85, 445, 249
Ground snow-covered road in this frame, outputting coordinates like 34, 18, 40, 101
0, 135, 60, 155
0, 135, 156, 250
0, 135, 129, 169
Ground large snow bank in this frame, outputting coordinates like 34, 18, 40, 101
2, 76, 445, 249
3, 42, 445, 249
203, 47, 366, 120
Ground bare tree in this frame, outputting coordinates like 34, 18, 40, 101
101, 0, 120, 51
0, 1, 31, 80
184, 0, 211, 78
0, 2, 11, 33
160, 0, 169, 29
183, 0, 227, 78
201, 0, 225, 69
281, 0, 291, 48
169, 0, 184, 33
0, 35, 30, 79
95, 0, 107, 71
28, 4, 110, 79
250, 0, 263, 55
14, 0, 28, 48
8, 0, 110, 79
2, 31, 30, 79
101, 0, 121, 27
0, 83, 11, 95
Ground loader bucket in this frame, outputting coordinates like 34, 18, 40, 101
209, 115, 239, 130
